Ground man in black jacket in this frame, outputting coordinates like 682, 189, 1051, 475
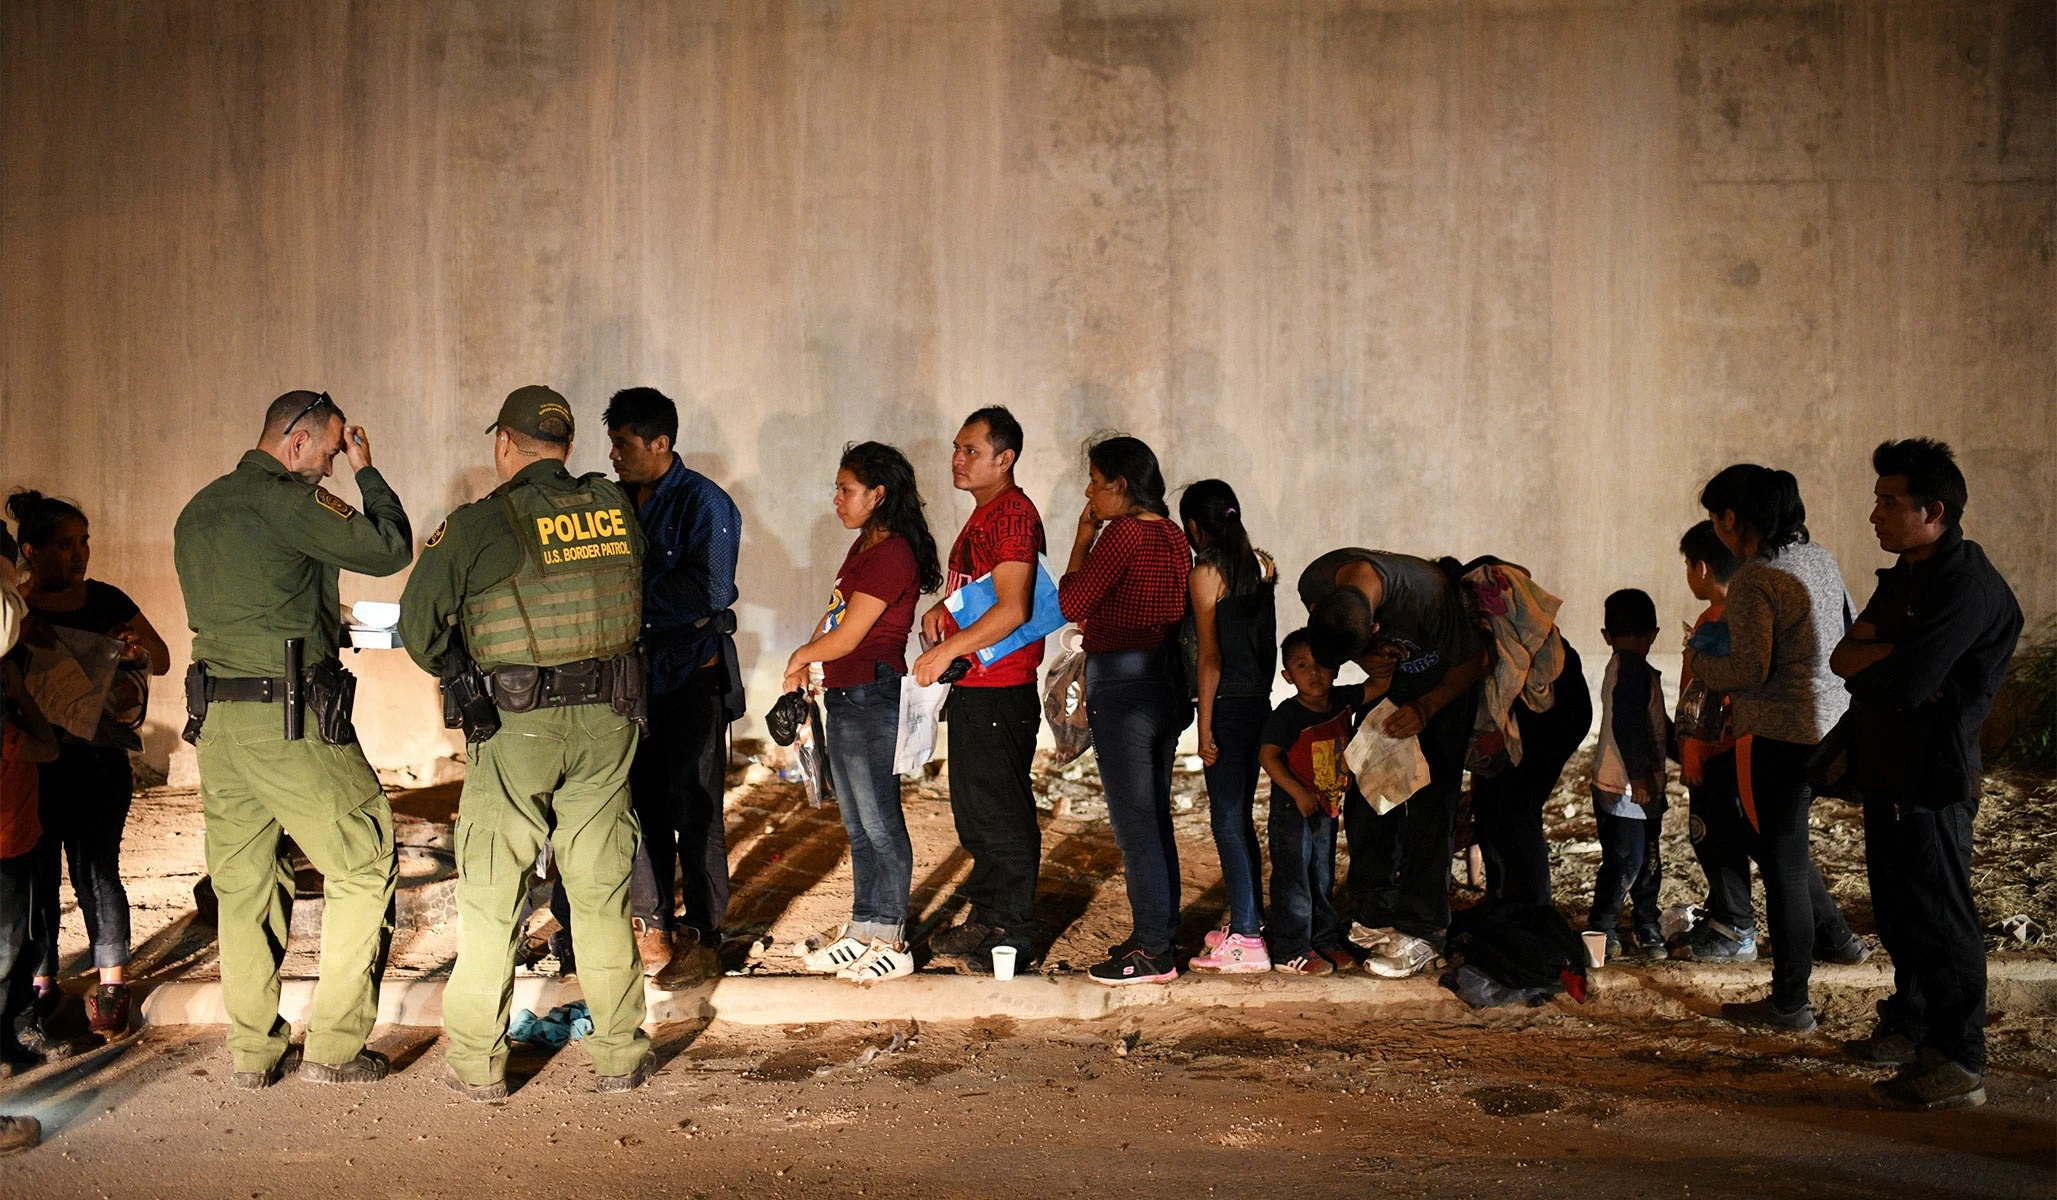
1831, 438, 2022, 1112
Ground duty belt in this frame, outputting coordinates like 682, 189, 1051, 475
488, 656, 636, 711
205, 675, 294, 703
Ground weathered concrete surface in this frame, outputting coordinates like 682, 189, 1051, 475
2, 1, 2051, 774
132, 956, 2057, 1029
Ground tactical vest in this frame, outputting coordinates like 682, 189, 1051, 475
461, 474, 643, 670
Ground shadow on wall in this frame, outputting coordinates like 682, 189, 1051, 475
719, 311, 956, 709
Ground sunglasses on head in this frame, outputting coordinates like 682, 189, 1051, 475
282, 391, 335, 436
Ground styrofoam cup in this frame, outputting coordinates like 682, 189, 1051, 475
1582, 930, 1607, 969
990, 945, 1018, 982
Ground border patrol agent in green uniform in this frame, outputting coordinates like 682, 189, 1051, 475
173, 391, 412, 1088
400, 386, 655, 1100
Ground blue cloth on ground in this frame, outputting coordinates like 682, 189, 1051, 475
944, 558, 1065, 665
508, 1000, 593, 1047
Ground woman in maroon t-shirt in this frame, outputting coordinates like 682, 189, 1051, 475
781, 443, 941, 983
1058, 436, 1191, 985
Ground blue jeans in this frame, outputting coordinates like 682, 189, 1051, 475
1266, 796, 1342, 960
1589, 790, 1663, 932
1085, 651, 1185, 956
1201, 695, 1269, 936
34, 744, 134, 972
824, 669, 914, 941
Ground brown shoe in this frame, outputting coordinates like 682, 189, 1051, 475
652, 930, 720, 990
632, 918, 674, 977
0, 1115, 40, 1158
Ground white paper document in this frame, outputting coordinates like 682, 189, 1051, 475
1344, 701, 1432, 815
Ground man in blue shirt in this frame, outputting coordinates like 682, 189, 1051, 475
604, 387, 744, 989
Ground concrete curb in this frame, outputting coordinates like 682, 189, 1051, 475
136, 958, 2057, 1029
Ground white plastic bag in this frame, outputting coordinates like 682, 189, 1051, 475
1041, 627, 1091, 766
894, 675, 950, 775
1343, 701, 1432, 815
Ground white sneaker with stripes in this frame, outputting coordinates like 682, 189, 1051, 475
800, 933, 870, 973
838, 941, 915, 984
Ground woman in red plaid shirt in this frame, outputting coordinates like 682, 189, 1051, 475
1059, 436, 1192, 985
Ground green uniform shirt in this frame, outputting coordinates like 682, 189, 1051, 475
399, 459, 646, 676
175, 450, 414, 677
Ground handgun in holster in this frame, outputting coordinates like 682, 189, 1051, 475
182, 661, 209, 745
440, 634, 501, 744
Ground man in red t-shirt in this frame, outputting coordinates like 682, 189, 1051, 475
913, 407, 1047, 971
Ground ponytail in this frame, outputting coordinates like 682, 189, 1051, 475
1698, 464, 1809, 554
1178, 479, 1267, 596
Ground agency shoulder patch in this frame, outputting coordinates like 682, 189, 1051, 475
313, 487, 357, 519
425, 519, 447, 548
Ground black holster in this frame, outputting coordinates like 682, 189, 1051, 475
182, 662, 209, 745
441, 638, 501, 745
305, 658, 359, 746
608, 651, 650, 732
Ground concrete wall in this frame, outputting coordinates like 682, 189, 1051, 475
3, 0, 2052, 776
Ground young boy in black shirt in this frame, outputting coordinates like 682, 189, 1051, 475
1259, 630, 1364, 976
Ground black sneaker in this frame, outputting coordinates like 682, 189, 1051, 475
1685, 922, 1758, 964
1087, 946, 1178, 986
1873, 1060, 1985, 1111
1843, 1029, 1922, 1065
929, 919, 993, 958
1816, 935, 1872, 965
299, 1049, 390, 1085
957, 929, 1032, 976
1632, 927, 1667, 959
1719, 997, 1817, 1032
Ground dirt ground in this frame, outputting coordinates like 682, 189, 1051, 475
1, 1003, 2051, 1199
65, 745, 2057, 987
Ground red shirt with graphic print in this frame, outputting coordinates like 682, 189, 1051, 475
943, 485, 1047, 689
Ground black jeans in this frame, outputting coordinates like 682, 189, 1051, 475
1, 851, 39, 1052
1471, 642, 1591, 910
34, 744, 134, 974
1742, 735, 1854, 1011
945, 683, 1042, 946
1361, 681, 1478, 945
1266, 796, 1342, 960
1590, 794, 1664, 932
627, 670, 732, 940
1865, 796, 1985, 1073
1200, 695, 1269, 936
1341, 792, 1405, 928
1687, 749, 1755, 934
1085, 652, 1185, 956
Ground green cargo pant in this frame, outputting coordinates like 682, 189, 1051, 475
196, 700, 397, 1073
445, 704, 649, 1085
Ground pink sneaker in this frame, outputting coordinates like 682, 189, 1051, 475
1189, 933, 1272, 974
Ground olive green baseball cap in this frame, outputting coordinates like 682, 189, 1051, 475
486, 385, 574, 444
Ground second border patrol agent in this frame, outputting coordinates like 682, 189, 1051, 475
400, 385, 655, 1100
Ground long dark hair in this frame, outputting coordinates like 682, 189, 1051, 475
840, 441, 943, 594
1085, 434, 1169, 518
1179, 479, 1267, 596
1699, 464, 1809, 554
5, 490, 87, 560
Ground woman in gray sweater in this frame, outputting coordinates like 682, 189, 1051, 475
1688, 465, 1867, 1032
